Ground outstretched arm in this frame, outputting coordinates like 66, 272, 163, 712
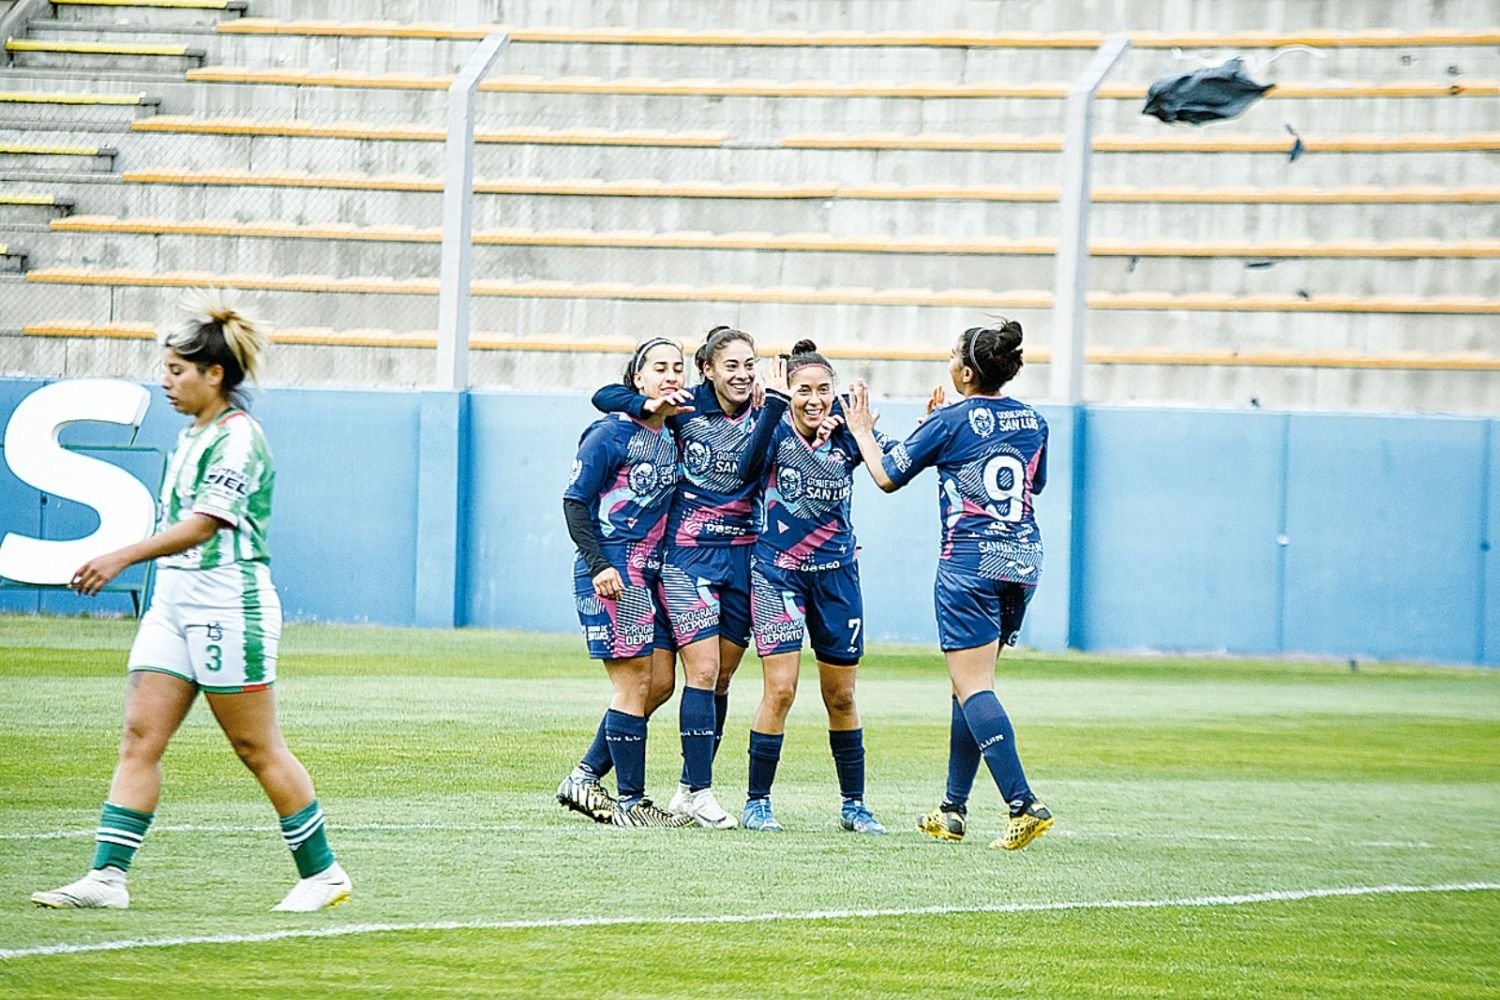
591, 384, 696, 421
71, 515, 221, 596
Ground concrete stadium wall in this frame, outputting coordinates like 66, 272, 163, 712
0, 376, 1494, 665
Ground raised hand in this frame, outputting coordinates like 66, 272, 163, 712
842, 380, 879, 435
917, 384, 946, 425
644, 388, 695, 418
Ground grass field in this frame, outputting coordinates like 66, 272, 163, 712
1, 615, 1497, 998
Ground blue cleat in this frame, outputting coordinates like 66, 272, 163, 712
742, 798, 784, 832
840, 799, 887, 835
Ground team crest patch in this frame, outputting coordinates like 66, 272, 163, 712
968, 407, 996, 438
684, 440, 712, 476
629, 461, 658, 494
776, 466, 806, 501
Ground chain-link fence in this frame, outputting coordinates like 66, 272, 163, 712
2, 7, 1496, 413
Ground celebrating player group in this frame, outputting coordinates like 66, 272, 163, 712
556, 322, 1054, 851
29, 303, 1051, 917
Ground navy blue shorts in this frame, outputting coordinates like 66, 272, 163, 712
573, 552, 663, 661
934, 561, 1035, 652
750, 558, 863, 665
656, 544, 753, 649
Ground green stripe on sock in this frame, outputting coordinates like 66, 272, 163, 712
92, 802, 153, 872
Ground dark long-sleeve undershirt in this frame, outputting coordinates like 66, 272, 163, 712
562, 498, 613, 577
735, 390, 790, 484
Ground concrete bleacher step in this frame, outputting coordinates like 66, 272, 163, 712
92, 171, 1500, 241
30, 218, 1498, 298
4, 37, 207, 71
113, 115, 1500, 188
49, 0, 247, 27
10, 282, 1499, 413
229, 0, 1497, 32
0, 192, 75, 220
0, 90, 161, 128
18, 318, 1498, 414
0, 143, 117, 171
25, 319, 1500, 372
0, 245, 28, 272
203, 22, 1500, 82
21, 264, 1499, 325
166, 66, 1500, 136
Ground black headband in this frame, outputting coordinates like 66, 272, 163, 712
965, 328, 989, 381
630, 337, 678, 373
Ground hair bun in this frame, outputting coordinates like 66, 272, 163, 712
996, 319, 1023, 352
791, 339, 818, 355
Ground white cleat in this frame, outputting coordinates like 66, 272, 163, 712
272, 861, 352, 912
673, 786, 739, 829
667, 781, 692, 818
32, 869, 129, 909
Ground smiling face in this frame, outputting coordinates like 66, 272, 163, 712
633, 343, 685, 399
788, 363, 835, 438
161, 350, 224, 421
704, 337, 756, 410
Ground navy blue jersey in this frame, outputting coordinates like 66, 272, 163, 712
593, 382, 764, 548
882, 395, 1047, 583
563, 413, 678, 559
740, 394, 894, 572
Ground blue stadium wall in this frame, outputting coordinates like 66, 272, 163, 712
1, 377, 1495, 666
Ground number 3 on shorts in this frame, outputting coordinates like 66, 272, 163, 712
205, 643, 223, 672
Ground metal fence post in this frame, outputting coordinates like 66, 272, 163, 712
435, 32, 511, 391
1049, 35, 1131, 405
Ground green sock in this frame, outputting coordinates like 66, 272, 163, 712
279, 799, 335, 878
91, 802, 153, 872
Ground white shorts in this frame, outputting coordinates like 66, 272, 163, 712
127, 564, 282, 693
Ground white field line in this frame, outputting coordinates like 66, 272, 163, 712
0, 823, 1441, 849
0, 823, 534, 841
2, 882, 1496, 961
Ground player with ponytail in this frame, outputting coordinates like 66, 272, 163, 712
568, 325, 765, 830
33, 291, 353, 912
733, 340, 894, 834
557, 337, 696, 828
843, 321, 1055, 851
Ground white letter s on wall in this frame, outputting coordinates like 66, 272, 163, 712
0, 380, 155, 585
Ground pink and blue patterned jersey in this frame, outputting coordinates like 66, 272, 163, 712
739, 394, 894, 572
882, 395, 1047, 583
592, 382, 764, 548
563, 413, 678, 578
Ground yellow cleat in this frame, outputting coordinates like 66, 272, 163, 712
916, 805, 966, 842
991, 801, 1053, 851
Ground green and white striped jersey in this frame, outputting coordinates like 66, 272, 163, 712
156, 407, 274, 570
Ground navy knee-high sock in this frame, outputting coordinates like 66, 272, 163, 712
829, 728, 866, 802
944, 695, 980, 811
605, 709, 648, 806
712, 693, 729, 761
680, 686, 717, 791
961, 690, 1033, 809
580, 712, 613, 779
747, 730, 783, 801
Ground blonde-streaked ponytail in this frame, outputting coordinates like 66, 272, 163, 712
159, 290, 268, 403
